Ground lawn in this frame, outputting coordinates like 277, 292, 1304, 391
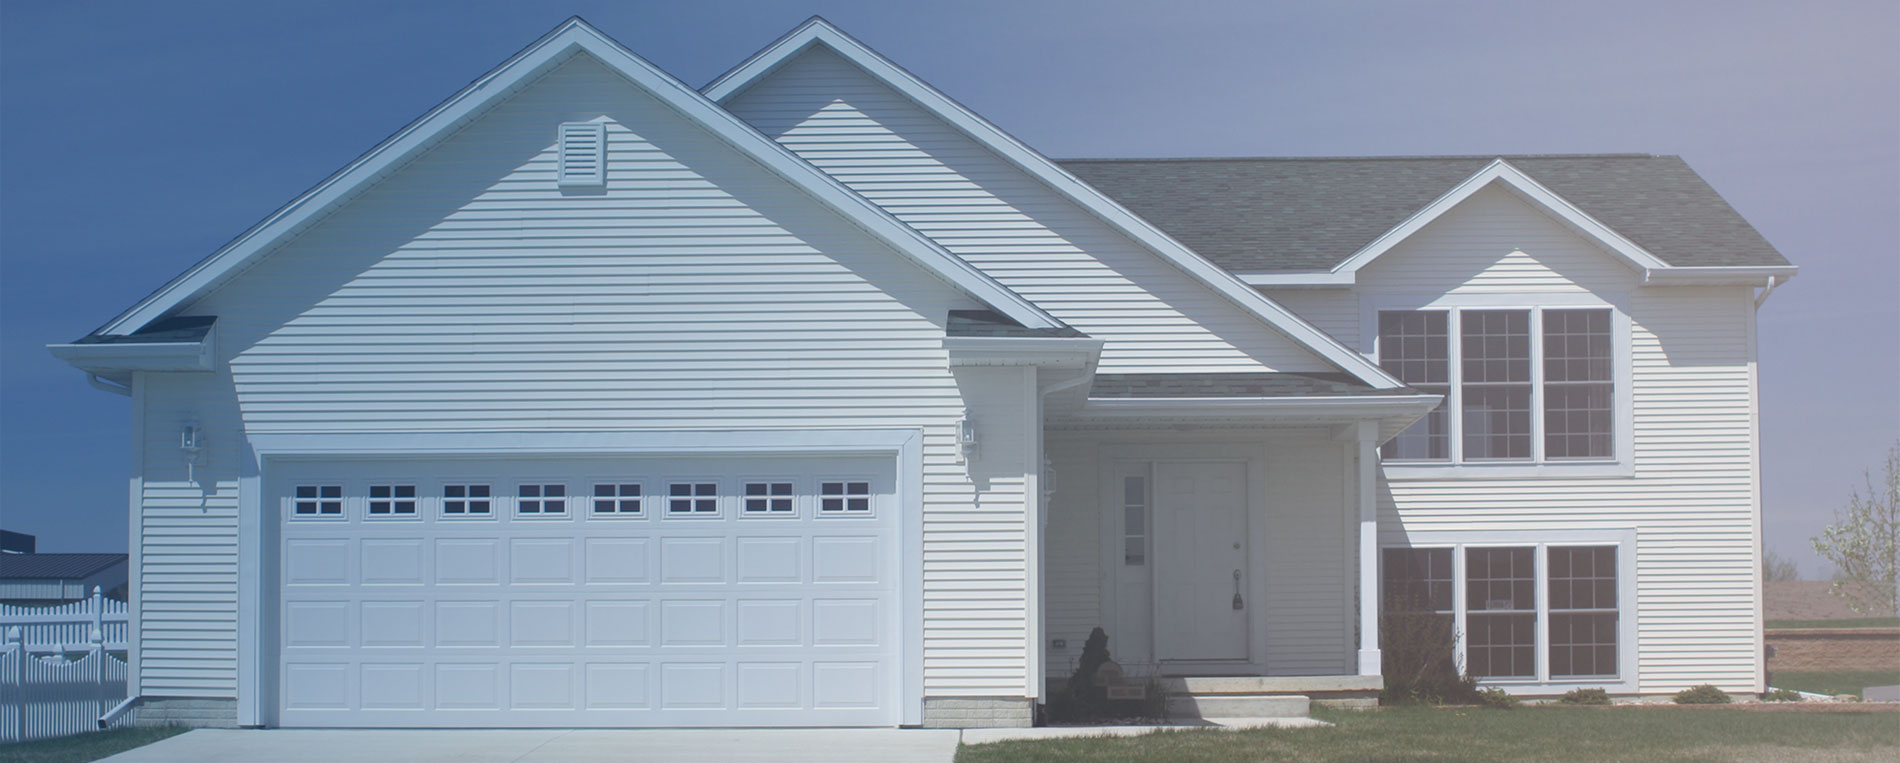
0, 727, 188, 763
1765, 617, 1900, 629
954, 705, 1900, 763
1771, 669, 1900, 698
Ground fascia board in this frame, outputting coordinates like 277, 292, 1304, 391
1639, 265, 1798, 286
1335, 160, 1670, 278
99, 18, 1063, 338
47, 341, 213, 373
1083, 394, 1439, 414
1237, 272, 1358, 287
943, 336, 1104, 367
706, 19, 1406, 391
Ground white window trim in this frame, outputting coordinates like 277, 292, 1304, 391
1388, 528, 1638, 694
1363, 293, 1634, 479
439, 480, 496, 520
817, 477, 876, 517
365, 483, 419, 520
740, 477, 801, 518
663, 478, 723, 519
288, 483, 346, 521
586, 478, 647, 519
513, 480, 572, 519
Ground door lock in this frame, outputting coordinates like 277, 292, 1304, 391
1232, 568, 1244, 610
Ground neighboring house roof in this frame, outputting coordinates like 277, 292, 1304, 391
0, 553, 127, 580
1059, 154, 1791, 272
1090, 372, 1396, 398
946, 310, 1089, 339
81, 17, 1066, 341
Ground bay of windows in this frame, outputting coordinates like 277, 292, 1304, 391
1378, 307, 1614, 463
1384, 544, 1623, 682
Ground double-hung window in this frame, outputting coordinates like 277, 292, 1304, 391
1377, 305, 1617, 466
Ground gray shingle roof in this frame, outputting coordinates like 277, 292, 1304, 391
1090, 372, 1404, 398
946, 310, 1088, 338
75, 315, 215, 344
1057, 155, 1789, 271
0, 553, 127, 580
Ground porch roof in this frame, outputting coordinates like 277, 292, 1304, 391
1089, 372, 1404, 398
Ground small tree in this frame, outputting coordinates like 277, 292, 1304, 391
1762, 549, 1801, 583
1812, 443, 1900, 616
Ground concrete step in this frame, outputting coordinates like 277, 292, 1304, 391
1160, 675, 1381, 696
1165, 693, 1311, 719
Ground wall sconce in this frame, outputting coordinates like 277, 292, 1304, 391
958, 413, 978, 464
180, 419, 204, 482
1042, 455, 1056, 502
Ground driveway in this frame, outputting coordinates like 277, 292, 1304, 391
97, 728, 962, 763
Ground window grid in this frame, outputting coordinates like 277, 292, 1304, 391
1543, 309, 1614, 459
668, 482, 718, 514
1465, 547, 1537, 678
592, 483, 643, 515
743, 481, 795, 514
293, 485, 343, 516
1378, 312, 1450, 460
443, 484, 492, 516
517, 483, 567, 515
367, 484, 417, 516
1122, 475, 1147, 566
819, 481, 871, 513
1548, 546, 1618, 678
1461, 310, 1532, 460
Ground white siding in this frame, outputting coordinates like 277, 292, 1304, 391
135, 54, 1038, 701
724, 47, 1332, 375
1329, 185, 1764, 693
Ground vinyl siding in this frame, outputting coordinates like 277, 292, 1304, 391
136, 54, 1037, 700
1292, 185, 1761, 693
723, 47, 1332, 375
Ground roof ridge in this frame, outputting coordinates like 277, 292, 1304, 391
1055, 153, 1668, 163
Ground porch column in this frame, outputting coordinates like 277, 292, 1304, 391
1356, 421, 1382, 675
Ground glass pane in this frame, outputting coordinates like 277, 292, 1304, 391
1382, 548, 1453, 613
1461, 310, 1530, 383
1463, 386, 1531, 459
1124, 536, 1145, 566
1379, 312, 1451, 461
1383, 385, 1449, 460
1549, 546, 1619, 678
1124, 505, 1144, 536
1124, 476, 1145, 506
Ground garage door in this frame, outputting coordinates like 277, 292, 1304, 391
272, 455, 900, 727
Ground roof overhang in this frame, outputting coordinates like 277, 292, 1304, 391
1638, 265, 1798, 286
1056, 392, 1441, 440
48, 322, 218, 384
944, 336, 1105, 368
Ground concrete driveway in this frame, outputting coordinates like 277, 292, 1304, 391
97, 728, 963, 763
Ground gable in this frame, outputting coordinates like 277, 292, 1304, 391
721, 43, 1343, 376
1355, 184, 1641, 296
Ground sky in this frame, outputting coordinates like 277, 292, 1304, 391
2, 0, 1895, 577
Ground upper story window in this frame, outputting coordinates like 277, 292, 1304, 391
1378, 306, 1615, 464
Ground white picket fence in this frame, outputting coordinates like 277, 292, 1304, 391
0, 588, 131, 743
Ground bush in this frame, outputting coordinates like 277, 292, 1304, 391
1763, 688, 1805, 702
1477, 687, 1520, 708
1559, 687, 1613, 705
1379, 600, 1481, 705
1673, 684, 1733, 704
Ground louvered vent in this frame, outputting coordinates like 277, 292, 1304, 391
557, 121, 607, 188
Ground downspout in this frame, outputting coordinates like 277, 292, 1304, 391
87, 373, 132, 397
1754, 276, 1779, 308
99, 696, 139, 728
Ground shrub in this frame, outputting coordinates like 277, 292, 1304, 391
1477, 687, 1520, 708
1559, 687, 1613, 705
1763, 688, 1805, 702
1673, 684, 1733, 704
1379, 599, 1481, 705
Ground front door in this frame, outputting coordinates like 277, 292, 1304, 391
1152, 460, 1250, 662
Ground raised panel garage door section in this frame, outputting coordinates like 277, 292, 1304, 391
272, 455, 900, 727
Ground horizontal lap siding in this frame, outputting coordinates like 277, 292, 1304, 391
724, 47, 1330, 374
1355, 187, 1760, 693
146, 55, 1031, 699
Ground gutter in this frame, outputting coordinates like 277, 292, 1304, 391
87, 373, 132, 397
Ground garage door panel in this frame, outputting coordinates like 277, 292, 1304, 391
276, 455, 900, 727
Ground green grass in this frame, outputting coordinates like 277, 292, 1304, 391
1771, 669, 1900, 698
0, 726, 188, 763
954, 705, 1900, 763
1765, 617, 1900, 629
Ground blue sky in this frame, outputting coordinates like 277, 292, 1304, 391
2, 0, 1895, 576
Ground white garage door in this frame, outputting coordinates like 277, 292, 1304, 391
272, 455, 900, 727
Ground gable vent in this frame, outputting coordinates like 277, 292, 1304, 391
557, 121, 607, 188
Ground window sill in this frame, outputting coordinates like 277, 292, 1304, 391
1381, 460, 1634, 481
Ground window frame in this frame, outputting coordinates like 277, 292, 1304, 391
1365, 293, 1633, 479
1382, 529, 1637, 693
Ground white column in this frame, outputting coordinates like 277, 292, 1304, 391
1356, 421, 1382, 676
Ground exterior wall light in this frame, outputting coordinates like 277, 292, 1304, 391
180, 419, 204, 481
958, 413, 978, 463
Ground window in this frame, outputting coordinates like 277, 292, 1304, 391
443, 484, 491, 515
517, 483, 566, 515
744, 481, 794, 514
1383, 541, 1627, 686
293, 485, 342, 516
593, 483, 643, 515
1378, 307, 1615, 463
1122, 475, 1147, 566
819, 481, 870, 513
668, 482, 718, 514
367, 484, 417, 516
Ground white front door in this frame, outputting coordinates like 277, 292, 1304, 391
1152, 460, 1250, 662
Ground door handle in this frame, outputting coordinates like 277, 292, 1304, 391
1232, 568, 1244, 610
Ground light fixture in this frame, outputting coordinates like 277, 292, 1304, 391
180, 419, 204, 482
958, 413, 978, 463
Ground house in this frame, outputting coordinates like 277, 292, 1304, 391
0, 553, 129, 604
47, 17, 1792, 728
1, 529, 36, 554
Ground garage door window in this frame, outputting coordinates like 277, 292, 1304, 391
367, 484, 417, 517
442, 484, 492, 516
819, 480, 871, 514
592, 482, 643, 515
517, 483, 567, 515
743, 481, 795, 515
293, 485, 343, 517
668, 482, 719, 515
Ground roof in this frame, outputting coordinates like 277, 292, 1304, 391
1090, 372, 1401, 398
73, 315, 215, 345
946, 310, 1088, 339
0, 553, 128, 580
1057, 155, 1790, 272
